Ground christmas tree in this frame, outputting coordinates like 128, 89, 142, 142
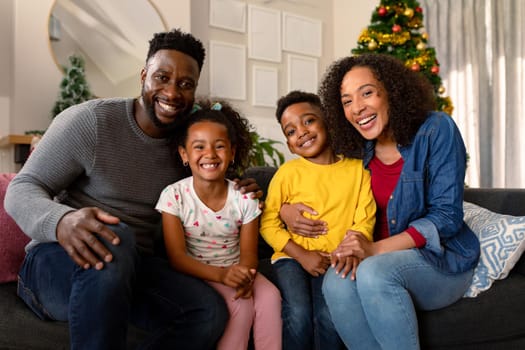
51, 54, 94, 118
352, 0, 453, 115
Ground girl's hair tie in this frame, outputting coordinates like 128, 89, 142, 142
190, 103, 202, 114
211, 102, 222, 111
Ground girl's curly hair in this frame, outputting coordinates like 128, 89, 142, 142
174, 98, 252, 178
318, 53, 436, 158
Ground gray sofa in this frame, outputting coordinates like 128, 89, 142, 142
1, 166, 525, 349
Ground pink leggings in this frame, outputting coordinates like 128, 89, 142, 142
208, 273, 282, 350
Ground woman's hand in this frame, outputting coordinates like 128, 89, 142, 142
280, 203, 327, 237
330, 255, 361, 280
332, 230, 376, 261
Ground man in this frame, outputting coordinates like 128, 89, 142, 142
5, 29, 257, 350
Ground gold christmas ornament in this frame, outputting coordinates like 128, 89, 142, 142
422, 32, 429, 40
416, 42, 426, 51
438, 86, 446, 94
404, 8, 414, 18
368, 40, 378, 50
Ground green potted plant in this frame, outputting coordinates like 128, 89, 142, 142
248, 130, 285, 168
51, 54, 94, 119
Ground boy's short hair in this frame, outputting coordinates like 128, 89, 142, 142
146, 28, 206, 71
275, 90, 323, 124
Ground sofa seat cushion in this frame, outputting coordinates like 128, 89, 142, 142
419, 272, 525, 348
0, 173, 31, 283
0, 282, 148, 349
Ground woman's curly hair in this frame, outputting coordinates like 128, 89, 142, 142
173, 98, 252, 178
318, 53, 436, 158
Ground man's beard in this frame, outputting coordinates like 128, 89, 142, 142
142, 89, 191, 133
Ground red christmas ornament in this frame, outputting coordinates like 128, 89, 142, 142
431, 65, 440, 74
378, 6, 387, 16
392, 24, 402, 33
411, 63, 421, 72
415, 7, 423, 13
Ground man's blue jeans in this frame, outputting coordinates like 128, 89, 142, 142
273, 258, 344, 350
322, 249, 474, 350
17, 223, 228, 350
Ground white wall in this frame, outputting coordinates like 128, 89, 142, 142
8, 0, 191, 135
4, 0, 376, 164
333, 0, 377, 60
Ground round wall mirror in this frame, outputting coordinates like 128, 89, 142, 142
49, 0, 167, 98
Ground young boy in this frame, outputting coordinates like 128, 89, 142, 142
260, 90, 376, 350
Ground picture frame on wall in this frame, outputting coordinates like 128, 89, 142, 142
282, 12, 322, 57
209, 40, 246, 100
287, 54, 318, 93
209, 0, 246, 33
252, 65, 278, 107
247, 5, 281, 62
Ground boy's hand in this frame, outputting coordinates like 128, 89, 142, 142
296, 250, 331, 277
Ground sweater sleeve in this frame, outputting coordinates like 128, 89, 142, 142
4, 102, 97, 243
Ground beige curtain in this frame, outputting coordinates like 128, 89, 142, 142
421, 0, 525, 188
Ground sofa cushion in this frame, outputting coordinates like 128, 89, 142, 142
419, 272, 525, 348
0, 173, 30, 283
463, 201, 525, 297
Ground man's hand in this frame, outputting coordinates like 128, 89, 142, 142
280, 203, 327, 237
56, 207, 120, 270
233, 177, 263, 200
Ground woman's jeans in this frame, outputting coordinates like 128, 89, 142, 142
17, 223, 228, 350
322, 249, 474, 350
273, 258, 344, 350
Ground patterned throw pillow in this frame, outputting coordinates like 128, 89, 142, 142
463, 201, 525, 297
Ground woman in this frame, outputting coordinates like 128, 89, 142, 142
280, 54, 480, 349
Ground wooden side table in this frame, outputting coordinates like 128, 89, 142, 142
0, 134, 35, 172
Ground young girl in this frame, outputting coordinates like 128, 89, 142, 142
155, 99, 282, 350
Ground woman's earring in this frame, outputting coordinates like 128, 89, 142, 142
183, 161, 189, 167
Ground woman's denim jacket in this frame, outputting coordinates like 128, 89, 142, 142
363, 112, 480, 273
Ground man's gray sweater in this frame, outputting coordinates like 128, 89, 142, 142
5, 98, 184, 254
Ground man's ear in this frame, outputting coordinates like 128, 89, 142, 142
140, 67, 147, 85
